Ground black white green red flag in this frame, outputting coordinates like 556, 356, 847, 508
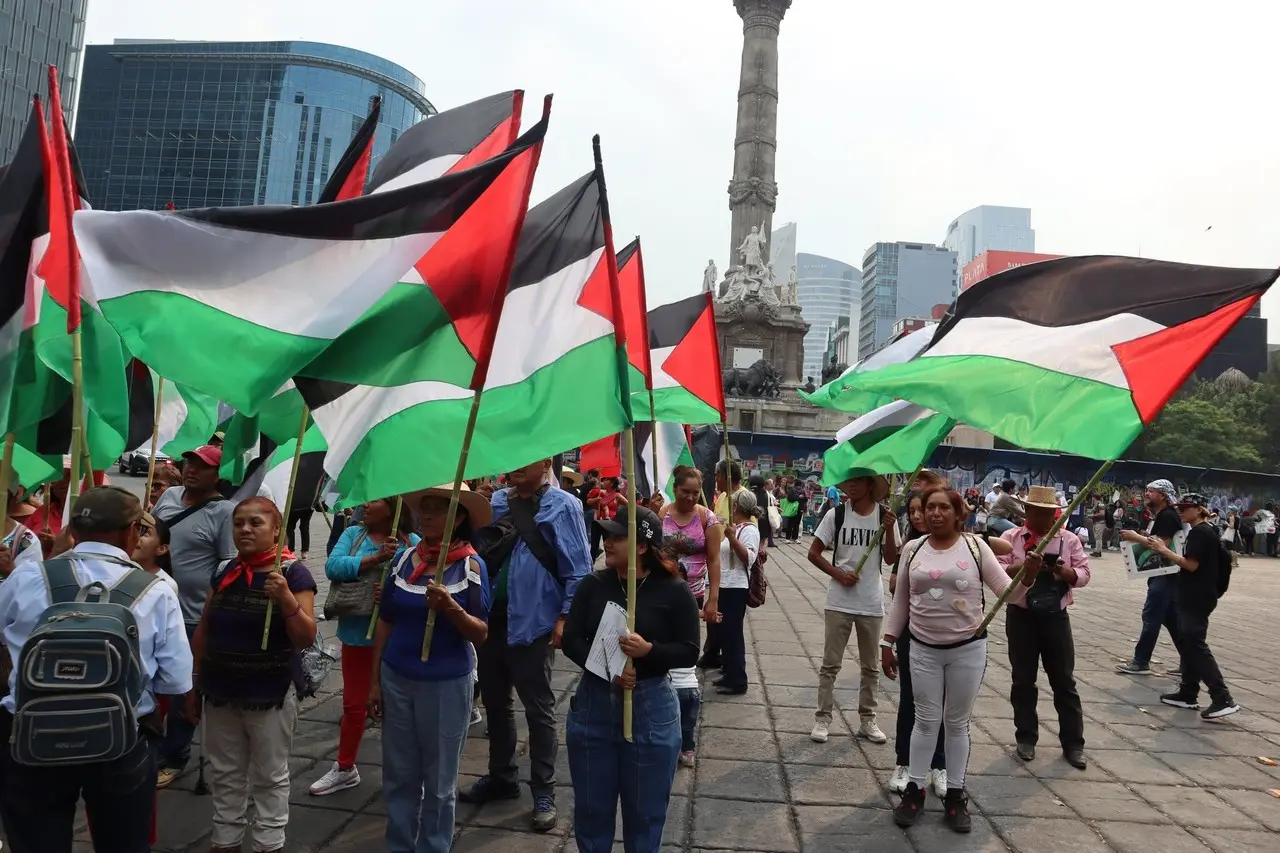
633, 291, 726, 425
822, 400, 954, 486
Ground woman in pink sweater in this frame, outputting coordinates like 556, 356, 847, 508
880, 486, 1039, 834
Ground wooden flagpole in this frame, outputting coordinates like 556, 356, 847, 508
0, 434, 14, 526
847, 465, 924, 578
621, 426, 639, 742
366, 495, 404, 640
143, 377, 165, 509
261, 407, 311, 650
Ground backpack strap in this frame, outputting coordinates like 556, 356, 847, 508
962, 534, 987, 610
833, 501, 846, 539
348, 528, 369, 557
507, 491, 563, 585
108, 568, 162, 609
40, 557, 82, 606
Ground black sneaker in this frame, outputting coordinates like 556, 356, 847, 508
1160, 690, 1200, 710
943, 788, 972, 833
458, 774, 521, 804
893, 782, 926, 828
1201, 698, 1241, 720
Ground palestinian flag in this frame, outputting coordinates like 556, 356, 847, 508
217, 381, 309, 484
638, 421, 696, 501
640, 292, 726, 424
836, 256, 1278, 459
303, 167, 632, 505
822, 401, 955, 487
801, 322, 936, 414
323, 96, 380, 203
614, 238, 653, 401
298, 91, 529, 388
124, 360, 220, 458
232, 424, 328, 514
74, 113, 540, 415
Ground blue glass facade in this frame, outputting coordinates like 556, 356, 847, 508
0, 0, 86, 162
73, 40, 435, 211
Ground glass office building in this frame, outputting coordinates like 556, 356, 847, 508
796, 252, 859, 382
74, 40, 435, 211
859, 242, 956, 360
0, 0, 87, 162
943, 205, 1035, 270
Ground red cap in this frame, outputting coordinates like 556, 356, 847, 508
182, 445, 222, 468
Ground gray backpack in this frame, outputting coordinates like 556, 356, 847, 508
11, 552, 159, 766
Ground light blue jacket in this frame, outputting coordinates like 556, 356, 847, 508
325, 525, 419, 647
491, 486, 591, 646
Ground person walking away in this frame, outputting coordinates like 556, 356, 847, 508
0, 487, 192, 853
986, 478, 1023, 534
882, 486, 1039, 833
998, 486, 1091, 769
368, 484, 491, 853
808, 475, 899, 745
1115, 480, 1183, 676
714, 490, 761, 696
1145, 493, 1240, 718
151, 444, 235, 786
563, 505, 700, 852
1239, 509, 1256, 556
191, 497, 317, 853
1262, 501, 1278, 556
311, 498, 418, 796
460, 459, 592, 832
780, 486, 802, 542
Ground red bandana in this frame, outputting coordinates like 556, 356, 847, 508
410, 540, 478, 584
217, 547, 297, 592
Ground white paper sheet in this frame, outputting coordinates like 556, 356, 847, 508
587, 601, 630, 683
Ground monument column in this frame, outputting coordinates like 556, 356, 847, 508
728, 0, 791, 269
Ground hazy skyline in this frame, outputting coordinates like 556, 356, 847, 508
82, 0, 1280, 340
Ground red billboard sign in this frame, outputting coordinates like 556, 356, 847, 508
961, 250, 1064, 290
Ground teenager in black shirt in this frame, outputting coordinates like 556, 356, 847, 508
1140, 492, 1239, 719
563, 505, 700, 852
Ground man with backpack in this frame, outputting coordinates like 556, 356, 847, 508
0, 487, 192, 852
460, 458, 592, 832
150, 444, 235, 787
1141, 492, 1240, 719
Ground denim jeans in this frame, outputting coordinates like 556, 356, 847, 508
381, 666, 472, 853
676, 687, 701, 752
0, 712, 157, 853
1132, 573, 1180, 668
158, 622, 199, 770
988, 517, 1017, 534
567, 675, 681, 853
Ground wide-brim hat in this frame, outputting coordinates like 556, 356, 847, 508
1024, 485, 1061, 509
559, 466, 584, 487
9, 501, 35, 519
402, 482, 493, 528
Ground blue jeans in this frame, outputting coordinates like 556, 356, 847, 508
676, 687, 701, 752
381, 666, 472, 853
567, 675, 681, 853
1132, 573, 1181, 668
158, 622, 198, 770
988, 517, 1017, 534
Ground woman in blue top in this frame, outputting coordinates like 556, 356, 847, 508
369, 483, 492, 853
312, 498, 416, 796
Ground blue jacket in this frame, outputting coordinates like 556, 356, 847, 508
325, 525, 419, 647
491, 486, 591, 646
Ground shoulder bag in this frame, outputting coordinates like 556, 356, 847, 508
322, 529, 380, 620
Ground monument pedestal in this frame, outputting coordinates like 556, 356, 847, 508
715, 299, 808, 387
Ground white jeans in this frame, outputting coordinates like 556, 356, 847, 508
206, 688, 299, 852
908, 638, 987, 791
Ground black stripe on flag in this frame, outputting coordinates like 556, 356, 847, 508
507, 172, 603, 292
175, 117, 547, 242
943, 255, 1279, 339
318, 96, 381, 204
647, 294, 707, 350
368, 91, 517, 193
0, 103, 44, 332
125, 360, 156, 452
615, 237, 639, 271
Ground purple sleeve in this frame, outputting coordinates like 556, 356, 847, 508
285, 561, 318, 595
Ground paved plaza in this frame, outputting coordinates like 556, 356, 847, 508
85, 507, 1280, 851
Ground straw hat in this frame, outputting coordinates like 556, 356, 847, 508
559, 466, 584, 487
401, 482, 493, 528
838, 474, 891, 503
1023, 485, 1061, 509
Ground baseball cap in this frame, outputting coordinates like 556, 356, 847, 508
69, 486, 143, 533
1176, 492, 1209, 509
182, 445, 222, 468
595, 504, 662, 547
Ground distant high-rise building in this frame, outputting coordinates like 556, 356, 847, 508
0, 0, 87, 161
859, 242, 957, 360
74, 40, 435, 211
770, 221, 797, 287
943, 205, 1035, 273
796, 252, 859, 381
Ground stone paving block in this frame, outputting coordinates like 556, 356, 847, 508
785, 764, 885, 808
1094, 821, 1214, 853
1089, 748, 1193, 785
1155, 752, 1280, 789
152, 788, 214, 852
987, 815, 1113, 852
1189, 827, 1280, 853
1023, 751, 1113, 781
770, 705, 848, 735
454, 827, 565, 852
964, 774, 1065, 818
1208, 787, 1280, 832
775, 731, 865, 768
695, 726, 779, 762
694, 758, 787, 802
906, 814, 1009, 852
1140, 785, 1258, 829
793, 805, 913, 853
691, 797, 798, 852
279, 804, 357, 850
290, 760, 381, 813
1042, 779, 1166, 822
964, 742, 1034, 777
698, 700, 772, 732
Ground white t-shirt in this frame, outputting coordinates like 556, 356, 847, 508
719, 522, 760, 590
814, 501, 901, 616
985, 489, 999, 507
669, 666, 699, 690
153, 568, 181, 595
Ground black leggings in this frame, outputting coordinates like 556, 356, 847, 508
287, 509, 313, 553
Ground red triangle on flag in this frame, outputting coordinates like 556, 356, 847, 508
660, 297, 726, 419
579, 434, 621, 477
1113, 293, 1259, 425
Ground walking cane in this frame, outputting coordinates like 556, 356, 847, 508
192, 696, 209, 796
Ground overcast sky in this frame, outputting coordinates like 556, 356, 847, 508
85, 0, 1280, 339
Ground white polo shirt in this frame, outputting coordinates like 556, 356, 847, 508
0, 541, 193, 715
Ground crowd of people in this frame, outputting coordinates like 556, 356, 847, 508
0, 442, 1250, 850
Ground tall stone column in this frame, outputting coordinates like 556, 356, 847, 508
727, 0, 791, 270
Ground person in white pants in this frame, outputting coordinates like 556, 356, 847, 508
880, 486, 1038, 835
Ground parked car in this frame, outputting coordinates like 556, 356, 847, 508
119, 447, 169, 476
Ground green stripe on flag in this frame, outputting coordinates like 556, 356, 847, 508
822, 411, 955, 487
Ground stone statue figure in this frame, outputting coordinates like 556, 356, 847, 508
758, 262, 780, 306
787, 265, 799, 304
720, 266, 748, 302
702, 260, 718, 295
737, 224, 767, 276
802, 376, 816, 394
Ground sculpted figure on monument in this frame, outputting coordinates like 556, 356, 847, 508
737, 224, 768, 277
722, 359, 782, 398
702, 260, 718, 295
720, 266, 748, 302
821, 354, 848, 385
786, 265, 799, 305
802, 376, 816, 394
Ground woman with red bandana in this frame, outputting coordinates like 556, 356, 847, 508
190, 496, 318, 853
367, 483, 492, 853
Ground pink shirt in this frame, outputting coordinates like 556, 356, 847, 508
998, 526, 1091, 610
887, 534, 1021, 646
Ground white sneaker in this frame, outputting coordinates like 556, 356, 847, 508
858, 720, 888, 744
309, 762, 361, 796
470, 706, 483, 727
888, 765, 910, 793
928, 768, 948, 798
810, 720, 830, 743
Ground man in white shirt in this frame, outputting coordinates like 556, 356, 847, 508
986, 483, 1001, 508
0, 486, 192, 853
807, 475, 900, 745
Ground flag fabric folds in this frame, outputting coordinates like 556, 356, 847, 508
638, 421, 697, 501
124, 361, 220, 459
800, 322, 936, 415
831, 256, 1278, 459
821, 401, 955, 487
639, 292, 727, 424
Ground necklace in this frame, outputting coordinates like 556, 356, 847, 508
616, 570, 650, 607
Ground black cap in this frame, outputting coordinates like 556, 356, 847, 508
595, 504, 661, 547
70, 486, 144, 534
